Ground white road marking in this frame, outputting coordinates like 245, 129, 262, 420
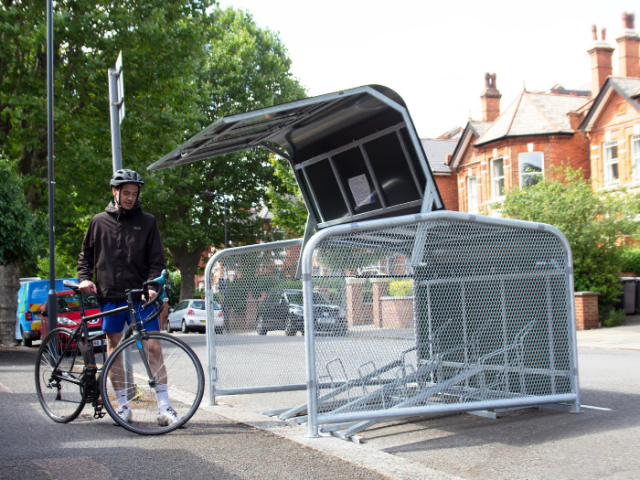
581, 405, 612, 411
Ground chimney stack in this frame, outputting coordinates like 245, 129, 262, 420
616, 12, 640, 78
587, 25, 615, 97
480, 73, 501, 122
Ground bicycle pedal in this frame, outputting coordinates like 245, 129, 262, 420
93, 403, 107, 419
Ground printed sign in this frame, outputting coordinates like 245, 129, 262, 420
347, 174, 375, 207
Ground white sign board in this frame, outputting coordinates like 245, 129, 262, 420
347, 174, 375, 207
115, 51, 125, 123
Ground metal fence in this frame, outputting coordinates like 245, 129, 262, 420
204, 239, 305, 404
300, 211, 580, 438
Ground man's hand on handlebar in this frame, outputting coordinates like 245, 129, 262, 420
79, 280, 97, 295
142, 289, 158, 303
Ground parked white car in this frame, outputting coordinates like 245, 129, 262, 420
166, 299, 225, 334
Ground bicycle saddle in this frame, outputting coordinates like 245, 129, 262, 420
63, 280, 80, 289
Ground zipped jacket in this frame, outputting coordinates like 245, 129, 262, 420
78, 201, 166, 303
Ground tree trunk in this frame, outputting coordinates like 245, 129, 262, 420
169, 245, 204, 302
0, 263, 20, 346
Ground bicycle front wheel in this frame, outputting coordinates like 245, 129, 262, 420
100, 332, 204, 435
35, 328, 87, 423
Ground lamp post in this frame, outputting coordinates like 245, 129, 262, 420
46, 0, 58, 331
202, 190, 227, 249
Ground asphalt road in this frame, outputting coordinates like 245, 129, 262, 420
174, 330, 640, 480
0, 347, 390, 480
6, 329, 640, 480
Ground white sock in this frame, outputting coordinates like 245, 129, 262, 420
116, 389, 129, 410
155, 384, 170, 412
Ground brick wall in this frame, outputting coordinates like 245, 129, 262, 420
456, 131, 590, 213
345, 278, 372, 327
574, 292, 599, 330
434, 173, 459, 211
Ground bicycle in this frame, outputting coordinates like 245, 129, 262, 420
34, 270, 205, 435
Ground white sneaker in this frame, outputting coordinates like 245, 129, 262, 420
157, 406, 180, 426
116, 405, 132, 423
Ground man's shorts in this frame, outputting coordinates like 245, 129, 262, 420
99, 301, 161, 333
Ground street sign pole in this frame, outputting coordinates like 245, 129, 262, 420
108, 52, 132, 393
108, 52, 125, 173
46, 0, 57, 331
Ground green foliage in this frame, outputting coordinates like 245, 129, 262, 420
389, 279, 414, 297
620, 246, 640, 275
602, 308, 626, 327
1, 2, 306, 297
166, 270, 181, 306
267, 157, 308, 238
36, 252, 77, 279
499, 166, 639, 311
0, 156, 42, 268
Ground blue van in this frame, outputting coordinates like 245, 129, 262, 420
16, 278, 76, 347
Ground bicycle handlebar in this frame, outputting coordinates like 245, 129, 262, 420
140, 269, 169, 310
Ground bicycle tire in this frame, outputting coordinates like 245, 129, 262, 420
100, 332, 204, 435
35, 328, 88, 423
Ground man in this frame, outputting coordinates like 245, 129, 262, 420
78, 168, 179, 426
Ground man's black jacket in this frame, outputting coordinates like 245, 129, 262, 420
78, 201, 166, 303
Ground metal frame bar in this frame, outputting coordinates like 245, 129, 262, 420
317, 200, 423, 229
301, 168, 325, 223
328, 156, 354, 216
359, 145, 387, 208
294, 123, 407, 171
396, 129, 424, 198
301, 210, 581, 437
204, 238, 303, 405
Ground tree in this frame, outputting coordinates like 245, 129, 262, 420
498, 166, 639, 316
1, 0, 216, 271
135, 8, 306, 300
0, 157, 41, 344
2, 2, 306, 301
267, 157, 308, 238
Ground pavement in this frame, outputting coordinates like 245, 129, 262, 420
576, 315, 640, 350
2, 317, 640, 480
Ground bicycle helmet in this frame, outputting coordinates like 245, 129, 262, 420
110, 169, 145, 187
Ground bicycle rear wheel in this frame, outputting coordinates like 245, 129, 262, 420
100, 332, 204, 435
35, 328, 87, 423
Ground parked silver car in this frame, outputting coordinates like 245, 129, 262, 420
166, 299, 224, 334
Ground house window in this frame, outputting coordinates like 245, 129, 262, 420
491, 157, 505, 198
518, 152, 544, 187
631, 135, 640, 181
467, 176, 478, 213
603, 140, 619, 184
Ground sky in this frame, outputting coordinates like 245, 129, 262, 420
218, 0, 638, 138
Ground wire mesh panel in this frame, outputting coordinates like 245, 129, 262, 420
205, 239, 307, 403
302, 212, 580, 435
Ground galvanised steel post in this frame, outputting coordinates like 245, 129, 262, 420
108, 68, 122, 172
46, 0, 57, 331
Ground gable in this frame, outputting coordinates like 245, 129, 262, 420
580, 77, 640, 132
593, 90, 640, 130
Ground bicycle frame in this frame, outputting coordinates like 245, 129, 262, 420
46, 287, 162, 393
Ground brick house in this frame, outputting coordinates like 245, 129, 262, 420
449, 73, 591, 214
579, 13, 640, 193
421, 137, 459, 211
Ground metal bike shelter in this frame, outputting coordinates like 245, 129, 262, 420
151, 86, 580, 441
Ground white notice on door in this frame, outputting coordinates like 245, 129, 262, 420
347, 174, 374, 207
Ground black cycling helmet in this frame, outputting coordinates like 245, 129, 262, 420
110, 169, 145, 188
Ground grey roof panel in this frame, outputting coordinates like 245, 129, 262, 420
421, 139, 457, 173
476, 92, 590, 146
